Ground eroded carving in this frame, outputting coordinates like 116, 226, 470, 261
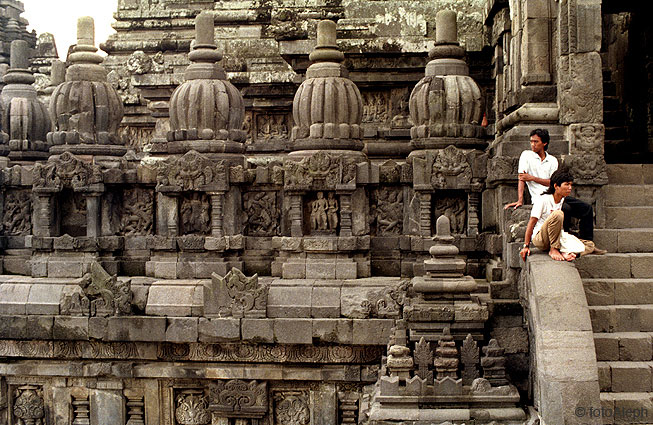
2, 190, 31, 235
274, 391, 310, 425
284, 151, 356, 189
156, 150, 227, 191
175, 390, 210, 425
362, 91, 389, 123
180, 192, 210, 235
70, 262, 132, 317
13, 385, 45, 425
209, 380, 267, 416
434, 197, 466, 235
243, 192, 279, 236
371, 188, 403, 235
361, 280, 410, 319
256, 114, 288, 140
431, 146, 472, 188
206, 268, 267, 318
120, 188, 154, 235
33, 151, 102, 190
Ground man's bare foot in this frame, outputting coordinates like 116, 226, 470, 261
549, 248, 565, 261
562, 252, 576, 261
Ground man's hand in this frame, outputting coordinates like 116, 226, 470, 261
518, 172, 534, 182
520, 246, 530, 261
504, 200, 523, 210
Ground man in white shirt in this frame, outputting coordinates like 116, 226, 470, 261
504, 128, 601, 246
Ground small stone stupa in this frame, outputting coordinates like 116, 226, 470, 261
289, 20, 365, 160
160, 11, 246, 164
409, 10, 484, 149
48, 17, 125, 156
0, 39, 51, 162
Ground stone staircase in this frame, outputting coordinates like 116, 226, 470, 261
577, 164, 653, 424
602, 69, 630, 161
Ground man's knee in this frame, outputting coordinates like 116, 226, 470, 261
549, 210, 564, 223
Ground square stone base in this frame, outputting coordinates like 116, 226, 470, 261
145, 257, 243, 279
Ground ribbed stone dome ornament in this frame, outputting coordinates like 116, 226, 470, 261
409, 10, 483, 149
48, 17, 125, 156
0, 40, 51, 161
166, 11, 246, 156
290, 20, 364, 156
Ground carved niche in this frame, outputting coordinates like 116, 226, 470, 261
2, 190, 31, 235
175, 389, 210, 425
32, 151, 103, 191
180, 193, 210, 235
431, 146, 473, 189
256, 114, 289, 140
209, 380, 267, 418
308, 191, 339, 234
434, 196, 466, 235
486, 156, 517, 185
120, 188, 154, 236
243, 191, 280, 236
13, 385, 45, 425
371, 187, 403, 235
284, 151, 356, 190
273, 390, 310, 425
155, 150, 227, 192
204, 268, 268, 318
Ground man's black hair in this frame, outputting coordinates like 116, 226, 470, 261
530, 128, 550, 151
543, 167, 573, 195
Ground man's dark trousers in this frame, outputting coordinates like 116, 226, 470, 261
562, 196, 593, 240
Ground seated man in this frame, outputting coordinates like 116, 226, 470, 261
505, 128, 605, 253
521, 169, 580, 262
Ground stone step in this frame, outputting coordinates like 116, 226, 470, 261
599, 392, 653, 424
605, 185, 653, 207
589, 305, 653, 333
597, 362, 653, 392
584, 279, 653, 306
576, 253, 653, 279
604, 110, 626, 127
605, 206, 653, 229
594, 333, 653, 361
603, 80, 617, 97
606, 126, 627, 140
607, 164, 653, 185
594, 229, 653, 253
604, 95, 620, 111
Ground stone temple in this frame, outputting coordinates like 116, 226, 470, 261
0, 0, 652, 424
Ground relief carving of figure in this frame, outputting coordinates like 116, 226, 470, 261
2, 190, 31, 236
181, 193, 210, 235
310, 191, 329, 231
435, 197, 466, 234
244, 192, 279, 236
373, 188, 403, 235
327, 192, 339, 230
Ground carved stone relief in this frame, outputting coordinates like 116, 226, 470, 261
156, 150, 227, 192
205, 268, 268, 318
243, 192, 279, 236
569, 123, 604, 154
371, 187, 403, 235
2, 190, 31, 235
180, 193, 210, 235
431, 146, 473, 189
120, 188, 154, 235
434, 196, 466, 235
33, 151, 103, 190
309, 191, 338, 234
360, 280, 410, 319
13, 385, 45, 425
273, 391, 310, 425
284, 151, 356, 190
256, 114, 289, 140
63, 262, 133, 317
175, 390, 210, 425
362, 91, 389, 123
390, 87, 412, 128
60, 190, 87, 237
209, 380, 267, 417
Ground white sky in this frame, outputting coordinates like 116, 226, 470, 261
23, 0, 119, 60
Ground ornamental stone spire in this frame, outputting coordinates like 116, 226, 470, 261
0, 39, 51, 161
47, 16, 125, 155
164, 11, 246, 160
409, 10, 483, 149
290, 20, 364, 157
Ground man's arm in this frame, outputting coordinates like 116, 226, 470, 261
504, 179, 526, 210
519, 173, 550, 186
520, 216, 538, 261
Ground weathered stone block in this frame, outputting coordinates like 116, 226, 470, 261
267, 286, 311, 318
611, 362, 651, 392
27, 284, 64, 315
282, 262, 306, 279
198, 318, 240, 342
312, 319, 353, 344
583, 279, 615, 306
145, 284, 196, 316
618, 333, 652, 361
106, 317, 166, 342
352, 319, 394, 345
594, 334, 619, 361
335, 262, 357, 280
165, 317, 198, 343
241, 318, 274, 343
0, 283, 31, 314
89, 317, 108, 340
311, 286, 340, 318
53, 317, 89, 340
274, 318, 312, 344
490, 326, 529, 354
306, 262, 336, 279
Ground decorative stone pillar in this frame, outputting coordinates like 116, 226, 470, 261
124, 390, 145, 425
289, 194, 303, 237
338, 193, 352, 237
48, 17, 125, 156
209, 192, 225, 238
0, 39, 51, 161
33, 192, 58, 237
85, 191, 103, 238
418, 192, 431, 236
71, 393, 91, 425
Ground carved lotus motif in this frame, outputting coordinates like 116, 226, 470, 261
175, 391, 210, 425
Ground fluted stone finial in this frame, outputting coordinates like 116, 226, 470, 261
165, 11, 245, 152
290, 20, 364, 154
408, 10, 483, 144
1, 40, 51, 158
47, 16, 124, 153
